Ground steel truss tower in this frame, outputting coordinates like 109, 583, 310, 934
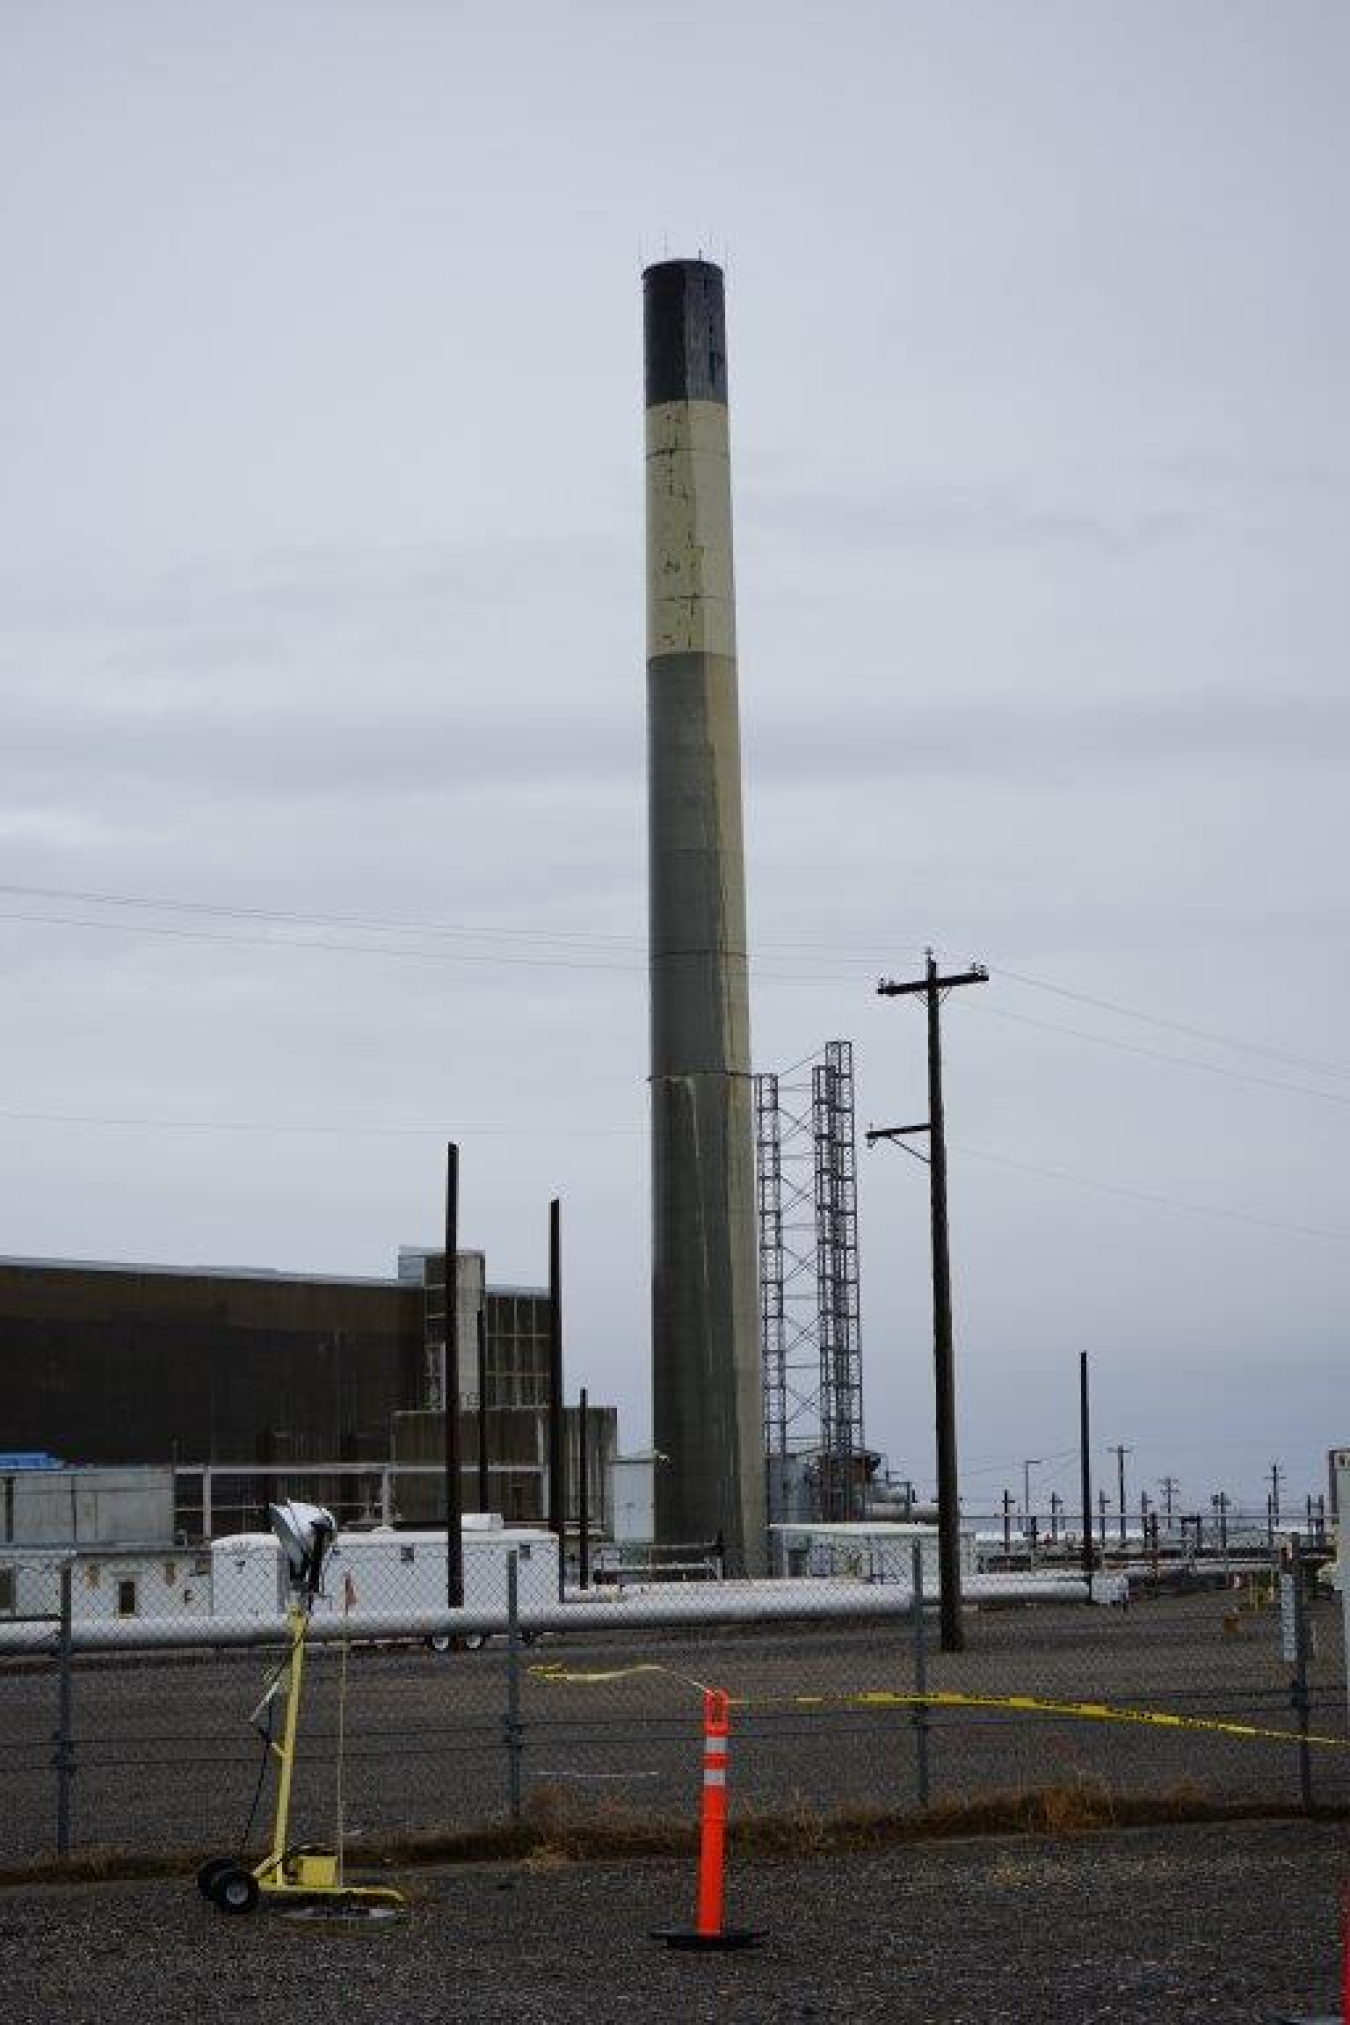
755, 1041, 865, 1524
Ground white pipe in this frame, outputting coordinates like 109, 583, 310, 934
0, 1570, 1124, 1658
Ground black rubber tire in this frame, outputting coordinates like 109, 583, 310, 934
210, 1866, 260, 1915
426, 1634, 452, 1655
463, 1633, 486, 1652
196, 1857, 234, 1898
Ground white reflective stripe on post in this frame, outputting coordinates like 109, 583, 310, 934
703, 1768, 727, 1787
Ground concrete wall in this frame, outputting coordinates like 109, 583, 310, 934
1, 1465, 175, 1546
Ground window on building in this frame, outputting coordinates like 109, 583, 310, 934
116, 1578, 138, 1617
0, 1567, 15, 1615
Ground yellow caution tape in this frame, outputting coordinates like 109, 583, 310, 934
527, 1663, 1349, 1750
530, 1659, 716, 1694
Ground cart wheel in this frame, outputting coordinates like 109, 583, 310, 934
196, 1856, 234, 1897
463, 1633, 486, 1651
426, 1634, 452, 1655
210, 1866, 260, 1915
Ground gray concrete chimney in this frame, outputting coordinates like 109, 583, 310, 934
643, 258, 765, 1573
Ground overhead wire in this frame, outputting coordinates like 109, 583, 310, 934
959, 998, 1350, 1109
949, 1140, 1350, 1243
1, 881, 1344, 1079
0, 908, 854, 985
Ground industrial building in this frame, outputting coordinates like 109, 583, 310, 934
0, 1250, 615, 1540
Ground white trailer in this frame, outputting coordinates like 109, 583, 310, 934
0, 1517, 559, 1634
211, 1519, 560, 1629
771, 1521, 976, 1587
0, 1544, 210, 1623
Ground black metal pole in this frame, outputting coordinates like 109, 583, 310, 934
444, 1144, 464, 1609
56, 1559, 73, 1857
476, 1304, 490, 1514
578, 1385, 591, 1590
1078, 1351, 1094, 1592
1114, 1444, 1129, 1546
1289, 1533, 1314, 1814
925, 953, 964, 1652
910, 1539, 931, 1809
547, 1198, 565, 1600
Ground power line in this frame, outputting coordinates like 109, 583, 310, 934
3, 882, 1344, 1080
0, 909, 846, 985
2, 1101, 1343, 1245
0, 1106, 641, 1139
988, 965, 1350, 1081
951, 1140, 1350, 1243
965, 999, 1350, 1109
0, 881, 650, 951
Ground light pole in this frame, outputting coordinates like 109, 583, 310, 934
1108, 1444, 1131, 1548
1022, 1459, 1041, 1534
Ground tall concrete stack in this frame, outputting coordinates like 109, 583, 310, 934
643, 258, 765, 1572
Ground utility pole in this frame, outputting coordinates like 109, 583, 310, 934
578, 1385, 591, 1590
1049, 1490, 1062, 1544
1269, 1461, 1284, 1533
1022, 1458, 1041, 1535
1108, 1444, 1131, 1547
1002, 1488, 1013, 1561
1212, 1489, 1230, 1560
443, 1143, 464, 1610
874, 950, 988, 1653
547, 1199, 566, 1599
1078, 1352, 1094, 1588
1158, 1475, 1180, 1530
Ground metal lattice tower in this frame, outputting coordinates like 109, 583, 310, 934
755, 1066, 826, 1522
755, 1041, 865, 1523
814, 1042, 865, 1520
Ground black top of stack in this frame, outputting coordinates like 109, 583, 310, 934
643, 259, 727, 408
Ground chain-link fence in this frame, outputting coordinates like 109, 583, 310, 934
1, 1535, 1345, 1870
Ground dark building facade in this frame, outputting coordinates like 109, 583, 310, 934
0, 1254, 551, 1470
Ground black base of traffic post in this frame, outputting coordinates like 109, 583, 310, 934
653, 1928, 767, 1952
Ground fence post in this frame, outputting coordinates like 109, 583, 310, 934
504, 1548, 523, 1822
910, 1540, 932, 1810
53, 1559, 74, 1858
1287, 1533, 1314, 1815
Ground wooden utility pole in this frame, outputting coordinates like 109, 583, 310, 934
1108, 1443, 1131, 1547
443, 1143, 464, 1610
578, 1385, 591, 1590
1079, 1352, 1094, 1590
547, 1198, 566, 1599
875, 949, 987, 1652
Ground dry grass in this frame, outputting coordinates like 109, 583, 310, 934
0, 1781, 1337, 1892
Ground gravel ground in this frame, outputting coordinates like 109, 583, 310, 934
2, 1821, 1346, 2024
3, 1593, 1346, 1866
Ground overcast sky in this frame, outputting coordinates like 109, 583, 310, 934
1, 3, 1345, 1512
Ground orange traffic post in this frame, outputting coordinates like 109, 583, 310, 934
654, 1688, 765, 1952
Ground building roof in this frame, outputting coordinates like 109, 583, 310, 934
0, 1253, 404, 1290
0, 1252, 547, 1298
